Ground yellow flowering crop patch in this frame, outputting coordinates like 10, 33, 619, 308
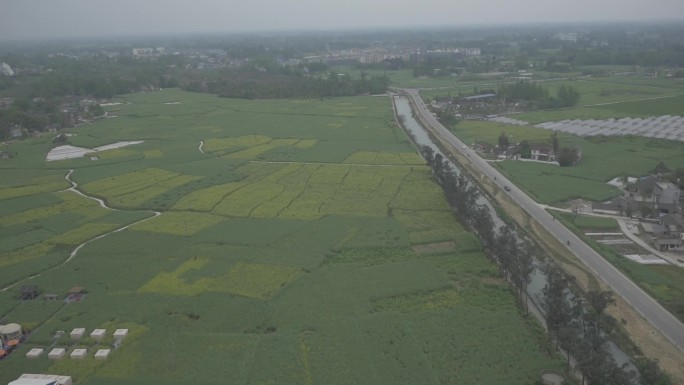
293, 139, 317, 149
212, 183, 284, 217
372, 288, 461, 312
1, 191, 108, 226
139, 258, 302, 299
250, 187, 303, 218
144, 149, 164, 158
399, 152, 425, 164
83, 169, 199, 208
390, 169, 450, 211
82, 168, 177, 195
132, 211, 224, 236
210, 262, 303, 299
208, 136, 303, 160
0, 243, 53, 268
170, 162, 441, 221
49, 222, 121, 246
393, 209, 463, 244
261, 162, 308, 181
221, 144, 275, 159
343, 151, 424, 165
203, 134, 271, 152
0, 174, 67, 198
172, 182, 242, 212
139, 257, 210, 296
306, 165, 349, 185
0, 181, 68, 201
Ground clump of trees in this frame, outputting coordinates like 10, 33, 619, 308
557, 147, 581, 166
497, 81, 580, 108
419, 145, 534, 312
498, 132, 510, 149
542, 263, 672, 385
191, 72, 390, 99
419, 144, 670, 385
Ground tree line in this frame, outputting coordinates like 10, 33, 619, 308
543, 262, 671, 385
184, 71, 389, 100
418, 144, 671, 385
497, 81, 580, 108
419, 145, 534, 312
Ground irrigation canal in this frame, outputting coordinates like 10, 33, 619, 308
392, 94, 635, 372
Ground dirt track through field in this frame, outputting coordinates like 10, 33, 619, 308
0, 169, 160, 292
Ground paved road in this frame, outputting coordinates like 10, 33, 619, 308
402, 88, 684, 352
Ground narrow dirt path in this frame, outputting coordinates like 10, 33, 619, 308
0, 170, 161, 292
199, 140, 204, 154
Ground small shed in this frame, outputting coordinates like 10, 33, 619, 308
48, 348, 66, 360
90, 329, 106, 341
26, 348, 44, 359
70, 328, 85, 340
20, 286, 40, 300
8, 379, 54, 385
94, 349, 111, 360
11, 374, 73, 385
44, 294, 59, 301
70, 349, 87, 360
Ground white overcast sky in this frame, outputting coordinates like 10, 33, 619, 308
1, 0, 683, 41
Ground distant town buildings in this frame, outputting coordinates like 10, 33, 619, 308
555, 33, 579, 42
132, 47, 166, 58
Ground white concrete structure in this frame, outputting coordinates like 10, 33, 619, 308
113, 328, 128, 340
48, 348, 66, 360
10, 374, 73, 385
70, 348, 87, 359
25, 348, 44, 359
46, 141, 144, 161
535, 115, 684, 142
70, 328, 85, 340
45, 145, 92, 161
0, 323, 22, 340
90, 329, 106, 341
94, 349, 111, 360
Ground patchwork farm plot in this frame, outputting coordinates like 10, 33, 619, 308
0, 89, 561, 385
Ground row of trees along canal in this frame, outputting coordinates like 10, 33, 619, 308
418, 144, 672, 385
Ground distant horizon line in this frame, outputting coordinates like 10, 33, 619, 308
1, 17, 683, 45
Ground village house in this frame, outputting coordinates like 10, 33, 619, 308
529, 143, 556, 162
642, 214, 684, 251
592, 196, 641, 216
626, 177, 680, 214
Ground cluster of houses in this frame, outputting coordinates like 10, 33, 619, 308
591, 176, 683, 252
431, 93, 505, 119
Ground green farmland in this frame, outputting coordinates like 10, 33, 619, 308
0, 89, 560, 384
451, 120, 684, 204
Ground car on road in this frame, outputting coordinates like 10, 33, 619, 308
504, 186, 511, 192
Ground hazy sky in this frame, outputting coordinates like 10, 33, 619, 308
2, 0, 683, 41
